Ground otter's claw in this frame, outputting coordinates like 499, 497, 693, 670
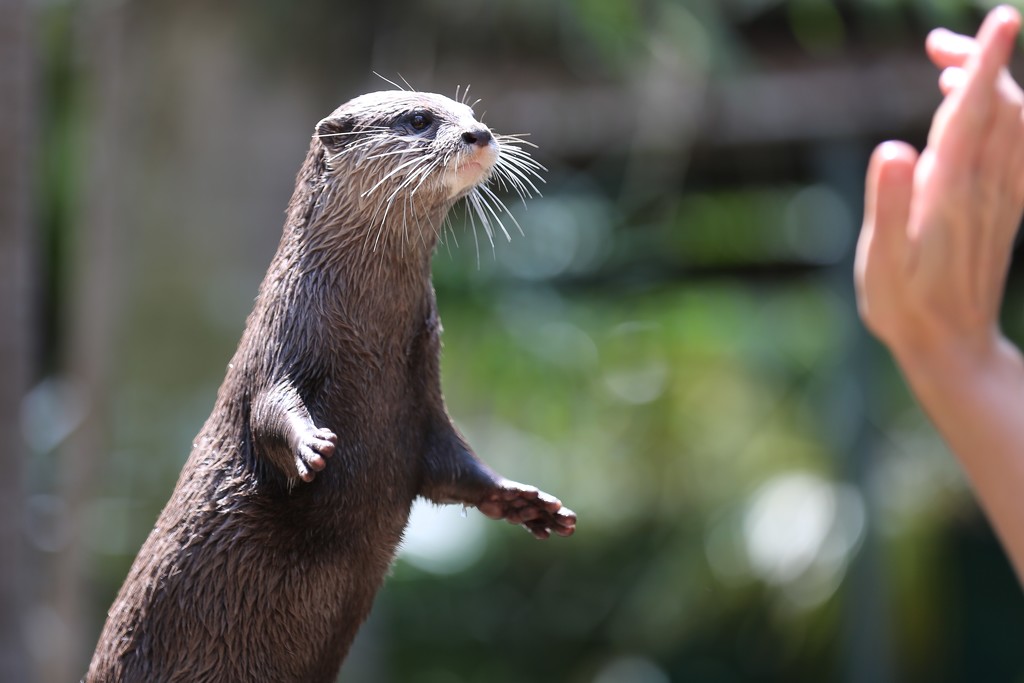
477, 480, 576, 539
294, 427, 337, 482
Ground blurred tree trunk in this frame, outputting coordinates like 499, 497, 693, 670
0, 0, 35, 681
46, 4, 125, 681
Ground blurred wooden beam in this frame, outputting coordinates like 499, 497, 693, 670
436, 51, 984, 157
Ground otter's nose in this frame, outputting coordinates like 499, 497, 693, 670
462, 128, 493, 147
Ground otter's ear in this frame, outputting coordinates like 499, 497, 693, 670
315, 116, 355, 151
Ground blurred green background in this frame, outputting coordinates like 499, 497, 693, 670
2, 0, 1024, 681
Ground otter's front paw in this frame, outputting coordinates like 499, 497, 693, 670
294, 427, 337, 482
477, 480, 576, 539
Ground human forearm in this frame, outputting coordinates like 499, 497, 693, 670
892, 333, 1024, 581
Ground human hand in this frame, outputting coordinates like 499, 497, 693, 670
855, 5, 1024, 364
926, 17, 1023, 96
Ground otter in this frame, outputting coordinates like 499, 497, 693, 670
86, 90, 575, 683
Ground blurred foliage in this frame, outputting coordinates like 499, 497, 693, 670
24, 0, 1024, 682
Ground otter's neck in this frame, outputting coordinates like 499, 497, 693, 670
258, 150, 452, 345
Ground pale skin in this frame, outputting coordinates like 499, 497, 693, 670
855, 5, 1024, 581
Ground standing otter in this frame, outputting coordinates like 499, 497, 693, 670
86, 90, 576, 683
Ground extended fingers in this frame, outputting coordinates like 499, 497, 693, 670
964, 6, 1019, 94
933, 10, 1024, 199
929, 6, 1021, 159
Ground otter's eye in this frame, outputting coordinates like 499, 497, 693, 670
409, 111, 432, 131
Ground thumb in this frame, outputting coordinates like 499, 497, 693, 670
856, 141, 918, 313
862, 141, 918, 258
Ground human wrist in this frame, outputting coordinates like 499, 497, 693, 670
890, 326, 1021, 392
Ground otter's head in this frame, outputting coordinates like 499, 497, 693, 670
312, 90, 542, 250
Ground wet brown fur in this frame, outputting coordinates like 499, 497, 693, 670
85, 91, 574, 683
